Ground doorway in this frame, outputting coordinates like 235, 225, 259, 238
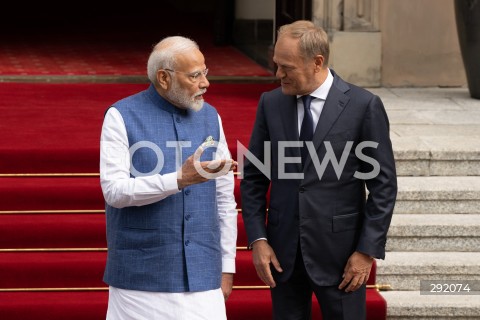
231, 0, 312, 71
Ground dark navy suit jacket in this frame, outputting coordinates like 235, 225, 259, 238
240, 70, 397, 286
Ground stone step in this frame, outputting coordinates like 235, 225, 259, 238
376, 252, 480, 291
386, 214, 480, 252
380, 291, 480, 319
395, 176, 480, 214
392, 136, 480, 176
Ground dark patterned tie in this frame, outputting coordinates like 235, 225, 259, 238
299, 95, 314, 165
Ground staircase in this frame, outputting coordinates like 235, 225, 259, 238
371, 87, 480, 319
0, 178, 385, 319
4, 84, 477, 319
0, 82, 387, 319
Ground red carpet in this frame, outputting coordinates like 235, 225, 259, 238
0, 290, 386, 320
1, 177, 104, 211
0, 2, 273, 78
0, 213, 106, 249
0, 38, 273, 77
0, 250, 378, 290
0, 249, 384, 320
0, 292, 109, 320
0, 83, 277, 174
0, 178, 387, 319
0, 82, 387, 319
1, 291, 277, 320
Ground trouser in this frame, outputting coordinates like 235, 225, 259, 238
270, 248, 366, 320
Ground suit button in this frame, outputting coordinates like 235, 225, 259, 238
185, 189, 191, 195
299, 187, 305, 193
185, 240, 190, 246
185, 214, 191, 221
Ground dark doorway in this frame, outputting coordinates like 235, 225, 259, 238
0, 1, 232, 49
0, 1, 281, 79
276, 0, 313, 31
231, 0, 313, 72
231, 1, 275, 71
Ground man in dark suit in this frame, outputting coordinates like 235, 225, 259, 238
240, 20, 397, 320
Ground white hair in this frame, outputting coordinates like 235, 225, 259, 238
147, 36, 199, 84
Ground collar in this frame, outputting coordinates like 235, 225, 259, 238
297, 68, 334, 100
146, 83, 187, 115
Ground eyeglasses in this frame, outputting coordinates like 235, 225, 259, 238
164, 68, 209, 82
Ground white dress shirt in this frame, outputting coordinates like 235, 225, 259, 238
250, 69, 334, 248
296, 68, 334, 135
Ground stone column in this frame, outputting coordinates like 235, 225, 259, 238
313, 0, 381, 87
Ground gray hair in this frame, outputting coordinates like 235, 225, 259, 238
277, 20, 330, 65
147, 36, 199, 84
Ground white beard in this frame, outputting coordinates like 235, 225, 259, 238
166, 78, 206, 112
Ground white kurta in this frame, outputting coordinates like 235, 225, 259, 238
107, 287, 226, 320
100, 107, 237, 319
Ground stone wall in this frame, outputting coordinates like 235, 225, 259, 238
313, 0, 467, 87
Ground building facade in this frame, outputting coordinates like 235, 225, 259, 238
233, 0, 467, 88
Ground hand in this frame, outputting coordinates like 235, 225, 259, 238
338, 251, 373, 292
251, 240, 283, 288
221, 273, 234, 300
177, 145, 237, 189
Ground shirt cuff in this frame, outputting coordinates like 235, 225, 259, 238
249, 238, 267, 249
222, 258, 236, 273
162, 172, 181, 192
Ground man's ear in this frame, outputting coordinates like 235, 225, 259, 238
313, 55, 325, 72
157, 70, 170, 90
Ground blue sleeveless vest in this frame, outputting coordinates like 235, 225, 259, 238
103, 84, 221, 292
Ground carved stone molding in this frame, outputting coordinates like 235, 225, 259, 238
343, 0, 379, 31
313, 0, 343, 33
313, 0, 379, 32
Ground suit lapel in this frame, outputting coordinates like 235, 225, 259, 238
280, 94, 299, 141
279, 94, 302, 171
303, 76, 350, 170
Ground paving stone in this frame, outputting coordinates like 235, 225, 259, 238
386, 214, 480, 251
376, 252, 480, 291
381, 291, 480, 319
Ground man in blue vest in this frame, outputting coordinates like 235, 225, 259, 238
99, 36, 238, 319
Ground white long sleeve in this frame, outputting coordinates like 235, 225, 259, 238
99, 107, 237, 273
